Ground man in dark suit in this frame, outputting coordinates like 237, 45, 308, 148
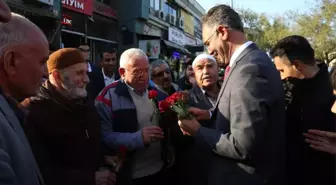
175, 54, 221, 185
0, 12, 48, 185
78, 44, 105, 101
178, 5, 285, 185
100, 49, 120, 86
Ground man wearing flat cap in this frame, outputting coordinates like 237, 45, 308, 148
23, 48, 116, 185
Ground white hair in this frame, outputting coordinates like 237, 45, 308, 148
0, 13, 47, 56
119, 48, 148, 68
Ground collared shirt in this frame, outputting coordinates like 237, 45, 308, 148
201, 86, 219, 107
102, 68, 115, 86
0, 87, 27, 126
125, 81, 147, 97
229, 41, 253, 67
87, 62, 92, 72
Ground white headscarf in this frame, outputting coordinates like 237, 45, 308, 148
192, 54, 216, 68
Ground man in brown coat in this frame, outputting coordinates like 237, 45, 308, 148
24, 48, 116, 185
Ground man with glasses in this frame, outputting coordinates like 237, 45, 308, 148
100, 49, 120, 86
78, 44, 105, 101
149, 59, 179, 101
95, 48, 173, 185
177, 5, 285, 185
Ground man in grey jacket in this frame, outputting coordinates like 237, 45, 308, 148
178, 5, 285, 185
0, 12, 49, 185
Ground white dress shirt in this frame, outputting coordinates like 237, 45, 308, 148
102, 68, 115, 86
229, 41, 253, 67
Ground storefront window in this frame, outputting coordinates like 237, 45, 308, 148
163, 3, 176, 17
150, 0, 160, 10
194, 17, 202, 39
87, 14, 117, 42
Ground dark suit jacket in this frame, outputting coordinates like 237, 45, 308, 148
0, 93, 44, 185
195, 43, 286, 185
86, 63, 105, 102
172, 84, 220, 185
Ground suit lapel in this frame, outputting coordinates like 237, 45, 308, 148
0, 95, 45, 185
194, 85, 213, 108
214, 43, 258, 108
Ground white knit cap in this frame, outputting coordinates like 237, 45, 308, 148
192, 53, 216, 68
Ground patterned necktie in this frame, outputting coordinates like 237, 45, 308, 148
223, 66, 231, 80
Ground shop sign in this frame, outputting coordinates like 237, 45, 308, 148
94, 1, 117, 19
143, 24, 161, 37
61, 14, 72, 26
139, 40, 161, 59
184, 35, 196, 46
37, 0, 54, 5
62, 0, 93, 16
168, 27, 184, 46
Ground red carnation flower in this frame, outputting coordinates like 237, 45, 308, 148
159, 100, 171, 113
119, 145, 128, 157
148, 90, 158, 99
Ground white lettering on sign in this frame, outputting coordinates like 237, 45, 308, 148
168, 27, 185, 46
62, 0, 84, 10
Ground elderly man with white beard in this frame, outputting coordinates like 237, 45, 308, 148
23, 48, 116, 185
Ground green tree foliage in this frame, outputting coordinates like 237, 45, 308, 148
237, 0, 336, 58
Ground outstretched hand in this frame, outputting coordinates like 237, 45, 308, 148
178, 118, 201, 136
188, 107, 211, 120
303, 129, 336, 155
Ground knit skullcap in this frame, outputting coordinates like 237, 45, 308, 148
47, 48, 86, 73
192, 54, 216, 68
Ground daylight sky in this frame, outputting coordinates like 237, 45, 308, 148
197, 0, 314, 15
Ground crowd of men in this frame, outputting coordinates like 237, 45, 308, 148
0, 1, 335, 185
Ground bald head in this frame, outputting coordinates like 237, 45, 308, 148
0, 0, 11, 23
0, 13, 48, 56
0, 13, 49, 99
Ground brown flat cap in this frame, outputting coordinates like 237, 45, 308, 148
47, 48, 86, 73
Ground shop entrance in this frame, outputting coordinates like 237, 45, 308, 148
89, 37, 118, 64
61, 30, 84, 48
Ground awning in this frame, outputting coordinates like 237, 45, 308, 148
162, 40, 191, 54
7, 1, 59, 18
185, 45, 205, 53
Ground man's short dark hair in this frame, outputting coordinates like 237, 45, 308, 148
202, 4, 244, 33
100, 49, 117, 60
186, 57, 195, 67
270, 35, 315, 65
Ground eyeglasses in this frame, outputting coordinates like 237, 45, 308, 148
126, 68, 149, 75
203, 26, 230, 46
204, 30, 217, 46
152, 69, 171, 77
79, 48, 90, 52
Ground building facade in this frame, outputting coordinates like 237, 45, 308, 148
7, 0, 119, 64
118, 0, 205, 74
6, 0, 61, 48
61, 0, 119, 63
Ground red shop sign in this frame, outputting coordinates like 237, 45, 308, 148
94, 1, 117, 19
62, 0, 93, 16
61, 14, 72, 26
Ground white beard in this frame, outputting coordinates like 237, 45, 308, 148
61, 77, 87, 99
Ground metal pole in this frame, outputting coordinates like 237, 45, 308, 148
231, 0, 234, 8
